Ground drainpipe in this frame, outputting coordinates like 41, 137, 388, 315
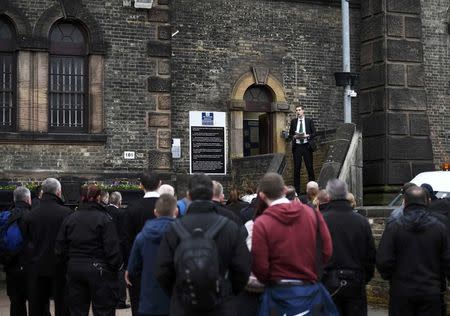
342, 0, 352, 123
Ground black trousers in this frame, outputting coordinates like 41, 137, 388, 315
129, 273, 141, 316
66, 262, 118, 316
389, 295, 442, 316
293, 143, 315, 194
28, 273, 67, 316
117, 270, 128, 306
331, 286, 367, 316
236, 290, 261, 316
6, 266, 27, 316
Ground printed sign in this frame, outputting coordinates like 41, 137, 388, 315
189, 111, 226, 174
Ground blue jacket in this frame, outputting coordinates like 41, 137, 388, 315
259, 283, 338, 316
127, 216, 174, 315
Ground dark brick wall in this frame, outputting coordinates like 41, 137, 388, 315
1, 0, 164, 176
421, 1, 450, 166
170, 0, 361, 173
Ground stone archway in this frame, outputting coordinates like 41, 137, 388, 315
229, 67, 289, 157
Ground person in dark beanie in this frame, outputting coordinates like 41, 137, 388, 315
123, 172, 161, 315
23, 178, 72, 316
322, 179, 376, 316
377, 186, 450, 316
155, 174, 250, 316
55, 185, 122, 316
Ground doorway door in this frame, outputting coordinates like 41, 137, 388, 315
243, 85, 274, 157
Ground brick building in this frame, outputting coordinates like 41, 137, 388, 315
0, 0, 448, 200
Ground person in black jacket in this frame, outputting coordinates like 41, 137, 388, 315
55, 185, 122, 316
377, 186, 450, 316
211, 181, 243, 226
322, 179, 376, 316
155, 174, 251, 316
123, 172, 161, 316
4, 187, 32, 316
105, 191, 130, 309
23, 178, 72, 316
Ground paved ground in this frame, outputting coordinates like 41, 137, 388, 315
0, 287, 388, 316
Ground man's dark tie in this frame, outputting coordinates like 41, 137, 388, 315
299, 119, 303, 143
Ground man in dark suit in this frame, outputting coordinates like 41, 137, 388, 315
288, 104, 317, 195
123, 172, 161, 316
23, 178, 72, 316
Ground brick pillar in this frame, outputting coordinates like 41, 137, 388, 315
146, 0, 172, 170
360, 0, 434, 192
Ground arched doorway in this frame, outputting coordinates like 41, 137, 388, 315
229, 68, 290, 158
243, 85, 274, 156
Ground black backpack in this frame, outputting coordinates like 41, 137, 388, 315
172, 216, 228, 312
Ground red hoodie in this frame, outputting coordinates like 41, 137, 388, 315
251, 200, 332, 284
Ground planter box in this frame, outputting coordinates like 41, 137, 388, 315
0, 190, 14, 210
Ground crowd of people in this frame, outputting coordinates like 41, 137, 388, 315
1, 172, 450, 316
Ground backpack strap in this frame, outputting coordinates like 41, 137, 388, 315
205, 216, 228, 239
313, 209, 323, 280
172, 220, 192, 240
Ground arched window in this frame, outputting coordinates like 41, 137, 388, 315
48, 21, 88, 132
0, 16, 17, 131
243, 85, 274, 112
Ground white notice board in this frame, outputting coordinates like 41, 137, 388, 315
189, 111, 227, 175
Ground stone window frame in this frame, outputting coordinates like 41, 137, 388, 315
48, 21, 89, 133
0, 16, 17, 132
0, 4, 107, 143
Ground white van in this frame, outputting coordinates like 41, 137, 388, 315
388, 171, 450, 206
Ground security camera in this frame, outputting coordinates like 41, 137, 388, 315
347, 90, 357, 98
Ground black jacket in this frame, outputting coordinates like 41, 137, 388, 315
288, 117, 317, 151
23, 193, 72, 276
123, 196, 158, 263
377, 204, 450, 296
210, 201, 243, 226
105, 204, 127, 258
155, 200, 251, 316
322, 200, 376, 284
3, 201, 31, 271
55, 202, 122, 271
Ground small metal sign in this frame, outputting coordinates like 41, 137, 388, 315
123, 151, 135, 159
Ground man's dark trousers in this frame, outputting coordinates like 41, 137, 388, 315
331, 285, 367, 316
293, 143, 315, 194
129, 274, 141, 316
6, 266, 27, 316
28, 273, 67, 316
66, 262, 117, 316
389, 295, 441, 316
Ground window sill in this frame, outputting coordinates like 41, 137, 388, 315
0, 132, 108, 144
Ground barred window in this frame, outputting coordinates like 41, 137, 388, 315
0, 17, 16, 131
49, 22, 88, 132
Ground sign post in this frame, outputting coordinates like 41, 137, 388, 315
189, 111, 227, 175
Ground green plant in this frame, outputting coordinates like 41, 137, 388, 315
83, 180, 141, 192
0, 185, 17, 190
0, 181, 42, 191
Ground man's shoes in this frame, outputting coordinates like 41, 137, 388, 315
116, 303, 131, 309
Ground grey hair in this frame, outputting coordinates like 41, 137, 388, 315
42, 178, 61, 195
13, 186, 31, 203
109, 191, 122, 206
158, 184, 175, 196
306, 181, 319, 191
326, 179, 348, 201
212, 181, 223, 197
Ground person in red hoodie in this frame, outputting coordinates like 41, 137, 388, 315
251, 172, 337, 316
